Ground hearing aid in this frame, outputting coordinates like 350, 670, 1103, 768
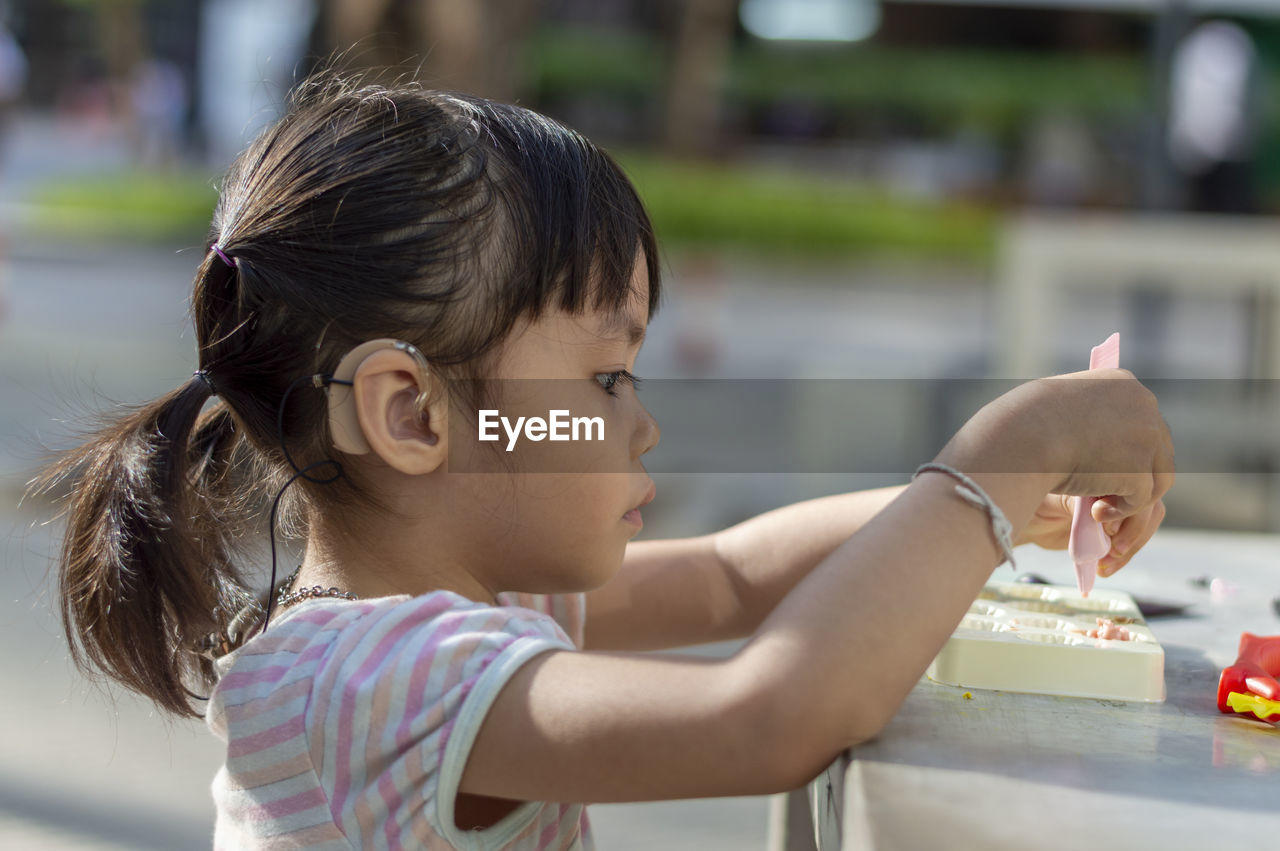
327, 339, 433, 455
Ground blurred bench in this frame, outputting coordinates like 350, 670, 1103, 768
996, 211, 1280, 380
996, 211, 1280, 531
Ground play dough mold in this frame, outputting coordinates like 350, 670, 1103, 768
927, 580, 1165, 702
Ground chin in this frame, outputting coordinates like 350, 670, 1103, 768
569, 562, 620, 594
580, 546, 628, 592
524, 553, 622, 595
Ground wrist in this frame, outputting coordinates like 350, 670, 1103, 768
934, 380, 1062, 496
913, 463, 1018, 568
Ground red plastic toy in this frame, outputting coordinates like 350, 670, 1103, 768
1217, 632, 1280, 724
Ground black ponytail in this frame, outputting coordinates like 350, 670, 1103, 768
35, 381, 254, 718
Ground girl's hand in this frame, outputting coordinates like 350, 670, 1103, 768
1017, 493, 1167, 578
937, 367, 1174, 530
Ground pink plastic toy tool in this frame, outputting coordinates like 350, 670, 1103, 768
1067, 332, 1119, 597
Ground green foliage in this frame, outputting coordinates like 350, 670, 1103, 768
729, 44, 1146, 135
528, 27, 1147, 135
616, 153, 994, 265
23, 158, 992, 265
25, 171, 217, 242
529, 27, 664, 104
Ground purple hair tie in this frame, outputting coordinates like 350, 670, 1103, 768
210, 243, 237, 268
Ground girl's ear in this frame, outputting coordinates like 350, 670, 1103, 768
348, 348, 448, 475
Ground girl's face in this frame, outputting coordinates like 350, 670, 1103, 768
444, 272, 659, 595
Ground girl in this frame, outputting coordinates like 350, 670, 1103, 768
40, 75, 1172, 850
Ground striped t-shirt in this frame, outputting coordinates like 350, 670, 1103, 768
206, 590, 591, 850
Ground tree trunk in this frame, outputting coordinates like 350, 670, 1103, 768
414, 0, 541, 100
95, 0, 147, 108
326, 0, 397, 48
663, 0, 738, 156
320, 0, 541, 100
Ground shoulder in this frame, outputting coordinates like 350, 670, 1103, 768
208, 592, 573, 729
310, 592, 576, 699
218, 591, 574, 686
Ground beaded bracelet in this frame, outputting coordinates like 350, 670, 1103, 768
913, 462, 1017, 570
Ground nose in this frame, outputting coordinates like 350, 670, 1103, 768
634, 401, 660, 457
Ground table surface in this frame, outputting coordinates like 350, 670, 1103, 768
810, 528, 1280, 851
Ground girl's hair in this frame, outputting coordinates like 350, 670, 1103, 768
34, 74, 660, 718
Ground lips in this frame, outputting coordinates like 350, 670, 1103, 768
629, 481, 656, 514
622, 481, 656, 526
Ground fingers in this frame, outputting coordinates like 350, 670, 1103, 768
1091, 434, 1175, 520
1091, 485, 1152, 521
1029, 493, 1074, 550
1098, 500, 1166, 577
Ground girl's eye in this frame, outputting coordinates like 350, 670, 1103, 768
595, 370, 641, 397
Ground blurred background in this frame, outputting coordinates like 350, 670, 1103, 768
0, 0, 1278, 848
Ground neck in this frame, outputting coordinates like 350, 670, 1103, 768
299, 517, 498, 606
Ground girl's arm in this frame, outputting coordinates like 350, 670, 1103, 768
461, 373, 1174, 803
584, 485, 906, 651
467, 470, 1059, 803
586, 484, 1164, 652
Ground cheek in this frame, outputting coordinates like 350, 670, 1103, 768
518, 475, 619, 527
461, 383, 630, 474
513, 412, 634, 475
510, 476, 632, 588
555, 396, 638, 475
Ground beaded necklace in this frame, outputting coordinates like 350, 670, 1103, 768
274, 566, 359, 610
